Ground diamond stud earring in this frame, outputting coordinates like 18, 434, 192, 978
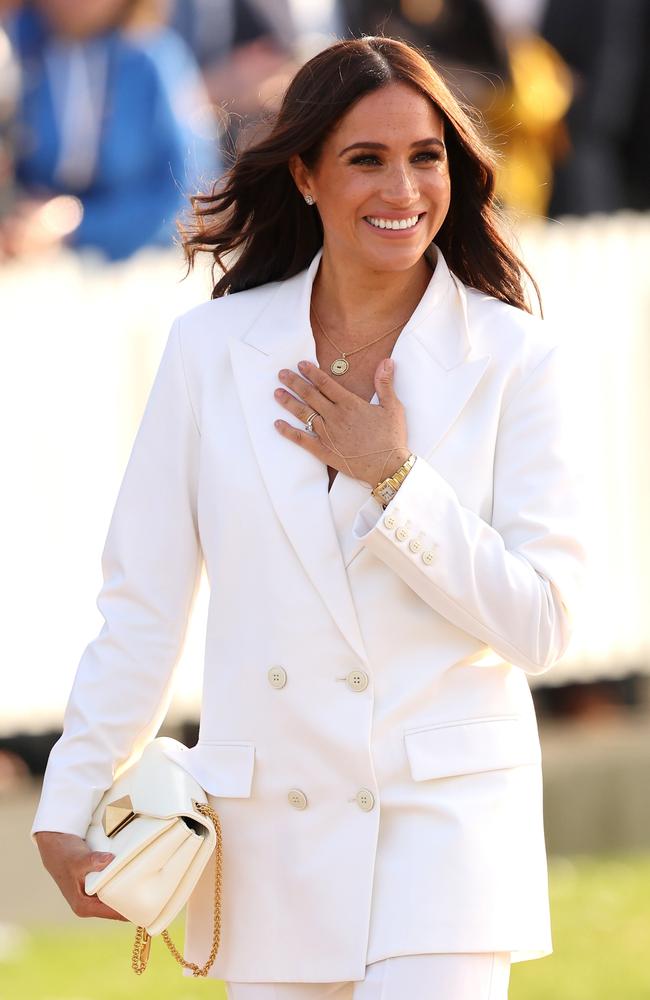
304, 194, 314, 205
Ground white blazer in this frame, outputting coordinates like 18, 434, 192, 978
31, 244, 588, 984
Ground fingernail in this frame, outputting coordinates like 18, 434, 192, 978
298, 360, 310, 371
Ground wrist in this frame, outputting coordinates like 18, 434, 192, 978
381, 447, 412, 482
371, 449, 416, 508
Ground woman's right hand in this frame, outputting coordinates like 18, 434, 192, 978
34, 831, 129, 921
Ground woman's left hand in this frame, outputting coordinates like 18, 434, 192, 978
273, 358, 411, 486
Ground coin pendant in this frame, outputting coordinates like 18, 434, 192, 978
331, 357, 349, 375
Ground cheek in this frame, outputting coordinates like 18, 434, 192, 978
427, 173, 451, 212
318, 176, 376, 225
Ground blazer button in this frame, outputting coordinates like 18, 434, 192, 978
288, 788, 308, 810
346, 669, 369, 692
268, 665, 287, 689
383, 514, 397, 530
409, 538, 422, 553
395, 526, 409, 541
421, 549, 435, 565
356, 789, 375, 812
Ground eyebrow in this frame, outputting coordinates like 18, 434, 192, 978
338, 137, 445, 157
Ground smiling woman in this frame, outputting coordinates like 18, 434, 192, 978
32, 33, 587, 1000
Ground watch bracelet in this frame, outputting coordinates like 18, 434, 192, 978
371, 452, 416, 508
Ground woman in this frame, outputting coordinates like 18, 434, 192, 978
31, 36, 588, 1000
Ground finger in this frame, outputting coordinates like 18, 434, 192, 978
296, 360, 352, 404
79, 850, 115, 877
74, 890, 130, 921
274, 388, 320, 428
274, 417, 332, 459
277, 368, 332, 412
374, 357, 397, 406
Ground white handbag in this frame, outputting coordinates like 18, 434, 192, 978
83, 736, 222, 976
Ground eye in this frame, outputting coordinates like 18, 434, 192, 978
349, 154, 380, 165
413, 151, 442, 162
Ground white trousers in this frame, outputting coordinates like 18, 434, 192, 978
225, 952, 512, 1000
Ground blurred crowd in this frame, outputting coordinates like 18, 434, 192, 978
0, 0, 648, 261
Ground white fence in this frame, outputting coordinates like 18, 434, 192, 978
2, 212, 649, 732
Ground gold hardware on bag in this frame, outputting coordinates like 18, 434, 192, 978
130, 800, 223, 977
132, 927, 151, 974
103, 795, 137, 838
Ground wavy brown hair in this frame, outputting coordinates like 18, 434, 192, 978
179, 35, 541, 314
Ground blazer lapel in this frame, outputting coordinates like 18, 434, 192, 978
229, 251, 370, 664
228, 245, 491, 650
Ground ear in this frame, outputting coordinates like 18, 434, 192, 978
288, 154, 311, 200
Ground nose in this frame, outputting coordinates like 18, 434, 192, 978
381, 163, 419, 204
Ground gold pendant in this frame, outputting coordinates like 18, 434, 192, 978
331, 357, 349, 376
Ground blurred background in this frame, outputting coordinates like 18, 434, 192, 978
1, 1, 649, 998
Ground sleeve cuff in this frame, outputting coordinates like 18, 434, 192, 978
352, 454, 454, 555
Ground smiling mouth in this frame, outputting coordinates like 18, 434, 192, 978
362, 212, 426, 233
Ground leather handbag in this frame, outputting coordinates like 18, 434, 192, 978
83, 736, 222, 976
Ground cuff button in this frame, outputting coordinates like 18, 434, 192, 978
421, 549, 435, 565
408, 538, 421, 553
383, 514, 397, 529
395, 526, 409, 541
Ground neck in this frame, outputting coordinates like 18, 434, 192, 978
310, 244, 434, 346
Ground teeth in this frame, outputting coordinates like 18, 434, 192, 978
366, 214, 420, 230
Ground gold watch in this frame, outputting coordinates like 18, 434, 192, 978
371, 453, 416, 508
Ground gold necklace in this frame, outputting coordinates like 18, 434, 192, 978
311, 303, 409, 376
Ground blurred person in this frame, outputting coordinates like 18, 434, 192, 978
540, 0, 649, 215
31, 36, 587, 997
1, 0, 220, 261
170, 0, 301, 159
0, 4, 22, 219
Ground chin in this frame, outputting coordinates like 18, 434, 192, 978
361, 244, 429, 272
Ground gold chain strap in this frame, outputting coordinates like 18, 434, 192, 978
131, 801, 223, 977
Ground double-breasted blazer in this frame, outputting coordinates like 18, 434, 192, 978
31, 244, 588, 984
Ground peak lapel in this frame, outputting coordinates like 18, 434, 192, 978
228, 249, 369, 664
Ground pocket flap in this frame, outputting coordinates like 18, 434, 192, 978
160, 740, 255, 797
403, 715, 541, 781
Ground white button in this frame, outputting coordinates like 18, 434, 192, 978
346, 669, 369, 692
409, 538, 422, 553
356, 789, 375, 812
421, 549, 435, 565
267, 665, 287, 689
395, 526, 409, 541
383, 514, 397, 529
288, 788, 308, 810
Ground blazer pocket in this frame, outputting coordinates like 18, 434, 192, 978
403, 715, 542, 781
160, 740, 255, 797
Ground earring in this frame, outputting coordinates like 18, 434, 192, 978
304, 194, 314, 205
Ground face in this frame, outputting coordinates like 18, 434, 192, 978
36, 0, 129, 37
290, 81, 451, 274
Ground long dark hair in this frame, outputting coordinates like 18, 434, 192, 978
179, 35, 541, 314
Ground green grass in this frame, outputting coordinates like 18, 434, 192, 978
2, 852, 649, 1000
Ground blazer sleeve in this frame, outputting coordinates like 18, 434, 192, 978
30, 318, 203, 844
351, 343, 589, 677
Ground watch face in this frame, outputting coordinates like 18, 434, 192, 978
378, 484, 396, 503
